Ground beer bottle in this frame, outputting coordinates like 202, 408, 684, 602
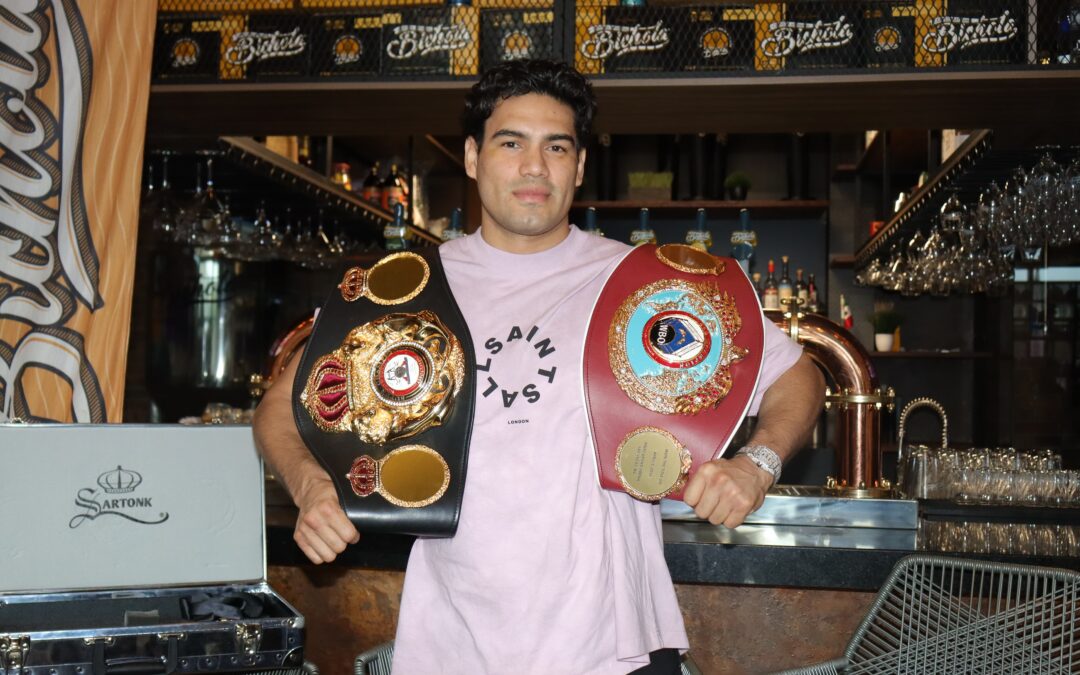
384, 203, 409, 251
796, 268, 809, 305
685, 208, 712, 252
583, 206, 605, 237
361, 163, 382, 205
778, 255, 794, 303
442, 207, 465, 241
763, 259, 780, 310
331, 162, 352, 192
630, 207, 657, 246
729, 208, 756, 276
381, 164, 409, 213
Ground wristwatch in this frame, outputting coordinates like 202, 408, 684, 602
735, 445, 782, 485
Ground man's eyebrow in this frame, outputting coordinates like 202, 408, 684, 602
489, 129, 578, 146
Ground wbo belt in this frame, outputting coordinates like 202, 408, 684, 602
584, 244, 764, 502
292, 249, 475, 537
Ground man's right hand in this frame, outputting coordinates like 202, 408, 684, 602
294, 475, 361, 564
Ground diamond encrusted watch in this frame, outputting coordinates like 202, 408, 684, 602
735, 445, 782, 485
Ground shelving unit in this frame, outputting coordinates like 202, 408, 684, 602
871, 351, 994, 359
572, 200, 828, 218
147, 71, 1080, 137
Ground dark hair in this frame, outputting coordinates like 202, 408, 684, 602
462, 59, 596, 149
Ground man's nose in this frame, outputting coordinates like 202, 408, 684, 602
519, 145, 549, 178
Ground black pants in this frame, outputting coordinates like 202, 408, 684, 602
627, 648, 680, 675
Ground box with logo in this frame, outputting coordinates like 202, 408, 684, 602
381, 7, 480, 77
577, 5, 684, 74
311, 12, 382, 76
933, 0, 1030, 66
763, 0, 863, 70
0, 425, 305, 675
240, 12, 312, 79
153, 14, 222, 81
480, 8, 557, 72
862, 1, 917, 68
681, 5, 756, 72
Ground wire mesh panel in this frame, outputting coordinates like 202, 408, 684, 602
842, 555, 1080, 674
572, 0, 1079, 77
153, 0, 563, 82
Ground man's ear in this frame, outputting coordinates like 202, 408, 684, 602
575, 147, 587, 188
465, 136, 479, 180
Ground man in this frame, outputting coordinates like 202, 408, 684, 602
253, 59, 823, 675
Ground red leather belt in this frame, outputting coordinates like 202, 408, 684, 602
584, 244, 764, 501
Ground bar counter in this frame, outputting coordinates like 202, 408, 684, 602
265, 487, 1080, 675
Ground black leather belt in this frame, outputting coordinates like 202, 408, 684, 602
292, 249, 475, 537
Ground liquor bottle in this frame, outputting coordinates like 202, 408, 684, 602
381, 164, 409, 213
762, 259, 780, 310
384, 203, 409, 251
796, 268, 808, 305
442, 207, 465, 241
630, 208, 657, 246
583, 206, 605, 237
729, 208, 756, 275
685, 208, 712, 252
361, 163, 382, 205
777, 255, 794, 303
298, 136, 315, 170
807, 273, 820, 313
751, 272, 763, 299
331, 162, 352, 192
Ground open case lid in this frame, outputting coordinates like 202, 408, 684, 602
0, 424, 265, 595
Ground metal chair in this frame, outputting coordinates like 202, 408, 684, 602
771, 554, 1080, 674
355, 640, 705, 674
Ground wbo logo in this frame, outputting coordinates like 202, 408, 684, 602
69, 466, 170, 529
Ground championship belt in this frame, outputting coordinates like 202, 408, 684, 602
292, 250, 475, 537
584, 244, 764, 502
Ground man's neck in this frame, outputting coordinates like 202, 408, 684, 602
479, 223, 571, 255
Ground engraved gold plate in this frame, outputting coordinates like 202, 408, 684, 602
346, 444, 450, 508
300, 311, 465, 444
656, 244, 724, 276
338, 251, 430, 305
610, 279, 747, 415
615, 427, 692, 501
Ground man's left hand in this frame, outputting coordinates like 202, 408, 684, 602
681, 454, 774, 528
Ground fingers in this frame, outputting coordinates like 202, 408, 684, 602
682, 459, 769, 529
294, 490, 360, 565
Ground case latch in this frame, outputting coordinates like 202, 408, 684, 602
1, 636, 30, 675
234, 624, 262, 656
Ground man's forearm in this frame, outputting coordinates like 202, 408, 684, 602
252, 357, 331, 505
746, 353, 824, 463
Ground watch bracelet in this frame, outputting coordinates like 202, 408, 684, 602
736, 445, 782, 485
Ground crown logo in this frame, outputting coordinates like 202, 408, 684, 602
97, 466, 142, 494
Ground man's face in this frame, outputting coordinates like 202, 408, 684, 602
464, 93, 586, 253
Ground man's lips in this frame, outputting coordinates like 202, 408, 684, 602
512, 188, 551, 203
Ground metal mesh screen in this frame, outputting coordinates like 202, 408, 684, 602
153, 0, 564, 82
574, 0, 1067, 77
154, 0, 1079, 82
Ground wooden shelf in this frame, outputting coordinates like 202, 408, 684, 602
871, 351, 994, 359
829, 254, 855, 269
572, 200, 828, 218
854, 129, 931, 176
147, 70, 1080, 137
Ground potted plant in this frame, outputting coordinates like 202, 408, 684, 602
724, 171, 752, 201
868, 309, 903, 352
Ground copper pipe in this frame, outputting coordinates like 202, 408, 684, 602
764, 308, 893, 490
249, 315, 315, 399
